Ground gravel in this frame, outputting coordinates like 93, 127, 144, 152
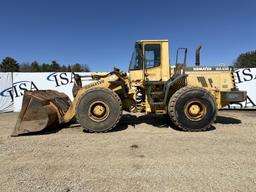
0, 110, 256, 192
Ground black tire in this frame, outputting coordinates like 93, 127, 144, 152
168, 87, 217, 131
76, 87, 122, 133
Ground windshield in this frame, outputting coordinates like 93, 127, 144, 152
129, 44, 142, 70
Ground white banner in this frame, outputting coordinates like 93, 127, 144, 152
227, 68, 256, 109
2, 69, 255, 112
12, 72, 93, 112
0, 73, 14, 113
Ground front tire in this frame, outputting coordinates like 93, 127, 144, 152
76, 88, 122, 133
168, 87, 217, 131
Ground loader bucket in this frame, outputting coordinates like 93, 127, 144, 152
12, 90, 71, 136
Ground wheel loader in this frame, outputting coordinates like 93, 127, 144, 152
12, 40, 247, 136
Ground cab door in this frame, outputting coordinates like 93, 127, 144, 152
144, 43, 162, 81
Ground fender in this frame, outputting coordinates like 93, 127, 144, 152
163, 74, 188, 104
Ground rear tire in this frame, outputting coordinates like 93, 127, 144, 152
168, 87, 217, 131
76, 88, 122, 133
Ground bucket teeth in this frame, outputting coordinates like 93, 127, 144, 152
12, 90, 71, 136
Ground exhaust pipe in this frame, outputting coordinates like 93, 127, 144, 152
195, 45, 202, 66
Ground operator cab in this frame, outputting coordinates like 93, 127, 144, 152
129, 40, 170, 86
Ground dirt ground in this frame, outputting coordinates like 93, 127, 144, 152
0, 110, 256, 192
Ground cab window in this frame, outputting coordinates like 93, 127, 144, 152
144, 44, 161, 69
129, 44, 142, 70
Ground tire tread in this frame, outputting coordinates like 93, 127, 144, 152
76, 87, 122, 133
168, 86, 217, 131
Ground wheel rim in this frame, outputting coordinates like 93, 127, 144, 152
184, 100, 207, 121
88, 101, 110, 122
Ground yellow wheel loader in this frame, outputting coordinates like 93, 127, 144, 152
12, 40, 247, 136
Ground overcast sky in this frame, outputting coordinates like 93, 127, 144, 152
0, 0, 255, 71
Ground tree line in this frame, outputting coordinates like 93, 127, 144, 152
1, 50, 255, 72
0, 57, 90, 72
234, 50, 256, 68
